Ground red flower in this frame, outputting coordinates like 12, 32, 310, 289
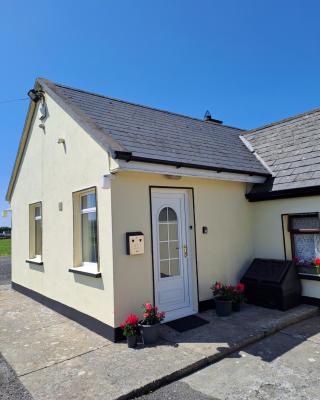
214, 282, 222, 290
236, 283, 245, 293
125, 314, 139, 325
120, 322, 125, 328
143, 313, 149, 319
145, 303, 153, 311
315, 258, 320, 266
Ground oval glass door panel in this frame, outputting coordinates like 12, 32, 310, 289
158, 207, 180, 278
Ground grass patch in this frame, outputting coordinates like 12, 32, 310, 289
0, 239, 11, 256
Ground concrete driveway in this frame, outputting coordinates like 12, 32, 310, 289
139, 315, 320, 399
0, 256, 319, 400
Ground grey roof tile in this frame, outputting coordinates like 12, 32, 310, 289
245, 107, 320, 195
41, 79, 268, 176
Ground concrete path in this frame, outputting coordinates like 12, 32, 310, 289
0, 257, 318, 399
139, 316, 320, 399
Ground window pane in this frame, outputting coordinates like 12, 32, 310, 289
169, 223, 178, 241
170, 259, 180, 276
35, 218, 42, 256
160, 242, 169, 260
294, 233, 320, 262
158, 206, 180, 278
159, 224, 168, 242
168, 208, 177, 221
169, 241, 179, 259
81, 192, 96, 210
291, 216, 320, 230
81, 211, 97, 262
35, 206, 41, 218
160, 260, 170, 278
159, 208, 167, 222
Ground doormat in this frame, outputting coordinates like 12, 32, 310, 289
166, 315, 209, 333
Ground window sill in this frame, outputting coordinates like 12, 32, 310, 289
298, 273, 320, 282
69, 265, 101, 278
26, 258, 43, 265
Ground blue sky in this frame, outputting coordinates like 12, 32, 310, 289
1, 0, 320, 226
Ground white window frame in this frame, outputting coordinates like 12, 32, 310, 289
28, 202, 42, 262
80, 191, 98, 268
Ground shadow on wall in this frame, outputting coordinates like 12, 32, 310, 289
73, 274, 104, 290
29, 263, 45, 273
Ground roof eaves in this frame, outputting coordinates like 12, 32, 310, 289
114, 151, 271, 178
6, 98, 37, 201
246, 184, 320, 202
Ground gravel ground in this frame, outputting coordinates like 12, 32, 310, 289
137, 381, 216, 400
0, 353, 33, 400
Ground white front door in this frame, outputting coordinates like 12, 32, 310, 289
151, 189, 195, 321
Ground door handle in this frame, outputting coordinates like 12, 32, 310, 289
183, 245, 188, 257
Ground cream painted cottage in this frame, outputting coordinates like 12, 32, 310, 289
6, 78, 320, 341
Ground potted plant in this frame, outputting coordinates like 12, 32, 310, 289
211, 282, 233, 317
139, 303, 165, 345
294, 257, 320, 275
120, 314, 139, 348
232, 282, 245, 312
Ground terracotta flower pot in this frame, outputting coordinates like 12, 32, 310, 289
215, 297, 232, 316
139, 323, 160, 345
127, 335, 137, 348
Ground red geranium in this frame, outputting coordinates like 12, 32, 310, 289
314, 258, 320, 266
120, 314, 139, 337
233, 282, 246, 304
145, 303, 153, 312
211, 281, 233, 300
235, 283, 245, 293
126, 314, 139, 325
141, 303, 165, 325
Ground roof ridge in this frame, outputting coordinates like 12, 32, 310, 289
48, 80, 244, 132
245, 106, 320, 134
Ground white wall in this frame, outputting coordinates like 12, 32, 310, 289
111, 171, 254, 325
10, 93, 115, 326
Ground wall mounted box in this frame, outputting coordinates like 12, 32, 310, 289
126, 232, 144, 255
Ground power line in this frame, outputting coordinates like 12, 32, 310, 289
0, 97, 28, 104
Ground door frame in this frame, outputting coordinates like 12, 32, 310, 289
149, 186, 199, 320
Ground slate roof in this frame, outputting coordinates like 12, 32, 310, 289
245, 107, 320, 199
39, 79, 268, 177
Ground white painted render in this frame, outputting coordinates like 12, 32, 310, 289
10, 93, 115, 326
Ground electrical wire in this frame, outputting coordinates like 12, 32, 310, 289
0, 97, 28, 104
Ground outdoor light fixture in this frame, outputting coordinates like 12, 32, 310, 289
101, 174, 115, 189
27, 89, 43, 103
